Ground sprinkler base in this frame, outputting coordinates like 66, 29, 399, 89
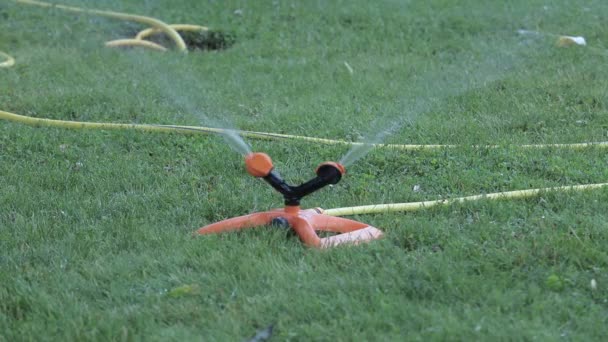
195, 206, 383, 248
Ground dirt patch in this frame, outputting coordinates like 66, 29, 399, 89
181, 30, 236, 51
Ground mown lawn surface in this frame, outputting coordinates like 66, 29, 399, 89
1, 0, 608, 340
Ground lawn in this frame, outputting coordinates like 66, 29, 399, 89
1, 0, 608, 340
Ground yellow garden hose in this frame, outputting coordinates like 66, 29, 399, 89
324, 183, 608, 216
3, 1, 216, 66
135, 24, 209, 40
0, 51, 15, 67
14, 0, 187, 51
2, 109, 608, 151
104, 39, 167, 52
105, 24, 210, 51
0, 51, 16, 68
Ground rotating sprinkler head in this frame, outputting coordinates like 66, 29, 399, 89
195, 152, 383, 248
245, 152, 345, 206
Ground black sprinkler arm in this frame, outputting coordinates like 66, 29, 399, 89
244, 152, 345, 206
263, 162, 344, 205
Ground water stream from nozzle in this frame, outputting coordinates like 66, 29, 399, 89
337, 34, 535, 167
339, 100, 429, 167
221, 129, 252, 156
130, 52, 252, 156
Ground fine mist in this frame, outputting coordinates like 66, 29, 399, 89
339, 33, 540, 166
123, 51, 252, 156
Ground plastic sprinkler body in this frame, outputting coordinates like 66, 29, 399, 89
195, 152, 383, 248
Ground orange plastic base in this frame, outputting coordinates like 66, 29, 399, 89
195, 206, 383, 248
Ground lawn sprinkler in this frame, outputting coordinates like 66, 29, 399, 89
195, 152, 383, 248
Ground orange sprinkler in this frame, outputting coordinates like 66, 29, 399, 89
195, 152, 383, 248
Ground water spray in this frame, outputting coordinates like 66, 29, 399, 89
195, 152, 383, 248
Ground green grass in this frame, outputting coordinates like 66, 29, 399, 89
2, 0, 608, 340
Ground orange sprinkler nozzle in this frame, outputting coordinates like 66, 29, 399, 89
316, 162, 345, 184
315, 162, 346, 184
245, 152, 274, 177
317, 162, 345, 176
